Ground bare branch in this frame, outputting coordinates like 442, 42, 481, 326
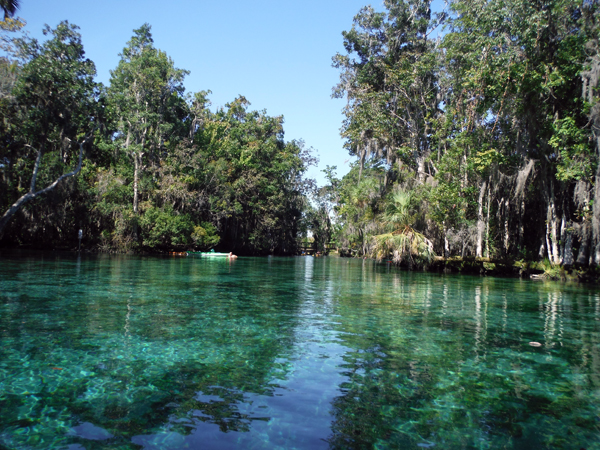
0, 128, 97, 239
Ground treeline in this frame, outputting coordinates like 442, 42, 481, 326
0, 22, 315, 254
319, 0, 600, 267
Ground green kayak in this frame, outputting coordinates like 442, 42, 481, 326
187, 251, 230, 257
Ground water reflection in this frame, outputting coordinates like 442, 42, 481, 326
0, 253, 599, 449
324, 269, 600, 449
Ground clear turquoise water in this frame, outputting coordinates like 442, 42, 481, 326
0, 252, 599, 449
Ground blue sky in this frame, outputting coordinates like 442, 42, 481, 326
13, 0, 446, 186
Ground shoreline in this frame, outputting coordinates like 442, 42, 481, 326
2, 247, 599, 283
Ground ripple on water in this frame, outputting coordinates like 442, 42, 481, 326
1, 254, 600, 449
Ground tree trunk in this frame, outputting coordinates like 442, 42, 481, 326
514, 159, 535, 250
503, 197, 510, 255
540, 166, 562, 265
133, 152, 141, 215
416, 150, 430, 183
485, 184, 491, 258
131, 148, 144, 241
442, 221, 449, 257
559, 213, 567, 263
358, 148, 365, 182
592, 158, 600, 264
539, 238, 546, 260
576, 221, 591, 265
518, 198, 525, 248
476, 179, 487, 257
563, 228, 574, 266
545, 184, 561, 264
582, 46, 600, 265
0, 134, 92, 240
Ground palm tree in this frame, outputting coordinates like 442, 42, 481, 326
1, 0, 19, 19
371, 188, 435, 267
343, 177, 379, 255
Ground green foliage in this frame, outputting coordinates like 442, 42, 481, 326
302, 202, 332, 253
331, 163, 384, 255
535, 258, 566, 280
108, 23, 188, 157
371, 230, 435, 267
471, 149, 505, 174
332, 0, 598, 265
550, 116, 595, 181
139, 206, 194, 249
428, 181, 469, 229
0, 22, 315, 254
0, 21, 100, 243
2, 0, 598, 265
383, 189, 413, 231
333, 0, 439, 176
370, 186, 435, 267
191, 222, 220, 250
12, 21, 98, 145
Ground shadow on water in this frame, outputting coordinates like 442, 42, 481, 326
323, 264, 600, 449
0, 252, 599, 449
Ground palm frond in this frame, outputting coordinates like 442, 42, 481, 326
371, 226, 435, 267
1, 0, 19, 19
383, 188, 413, 230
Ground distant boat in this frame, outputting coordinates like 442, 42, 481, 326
187, 251, 230, 257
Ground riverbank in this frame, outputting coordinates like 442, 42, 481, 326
3, 246, 599, 283
335, 250, 600, 283
426, 257, 599, 283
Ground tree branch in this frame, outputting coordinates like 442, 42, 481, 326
0, 128, 97, 239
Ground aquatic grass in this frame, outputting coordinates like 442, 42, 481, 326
1, 253, 600, 449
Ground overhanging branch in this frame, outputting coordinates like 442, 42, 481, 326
0, 128, 97, 239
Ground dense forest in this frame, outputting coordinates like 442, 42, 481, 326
0, 20, 315, 255
2, 0, 600, 269
316, 0, 600, 269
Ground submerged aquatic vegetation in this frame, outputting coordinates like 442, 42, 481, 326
0, 253, 599, 449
